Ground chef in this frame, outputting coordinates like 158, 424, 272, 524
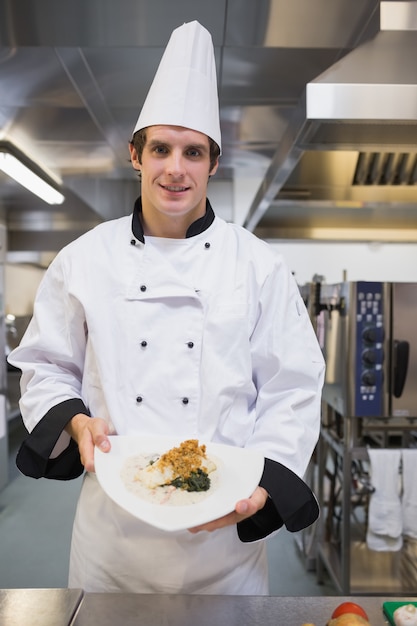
8, 21, 325, 594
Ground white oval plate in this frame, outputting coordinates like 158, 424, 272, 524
94, 435, 264, 532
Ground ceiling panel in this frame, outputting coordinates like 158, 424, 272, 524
0, 0, 228, 47
221, 48, 343, 104
0, 49, 80, 106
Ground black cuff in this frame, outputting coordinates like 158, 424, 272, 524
237, 457, 319, 542
16, 398, 89, 480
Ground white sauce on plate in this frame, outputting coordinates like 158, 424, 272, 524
121, 452, 220, 506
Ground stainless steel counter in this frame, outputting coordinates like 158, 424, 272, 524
73, 594, 414, 626
1, 590, 416, 625
0, 588, 83, 626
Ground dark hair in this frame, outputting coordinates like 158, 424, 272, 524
130, 127, 220, 172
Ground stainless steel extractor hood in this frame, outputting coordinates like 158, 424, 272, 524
245, 1, 417, 233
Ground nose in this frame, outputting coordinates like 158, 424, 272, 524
166, 150, 185, 178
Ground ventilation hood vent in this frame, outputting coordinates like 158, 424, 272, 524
353, 152, 417, 186
245, 1, 417, 231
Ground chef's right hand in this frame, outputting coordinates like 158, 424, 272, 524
65, 413, 111, 472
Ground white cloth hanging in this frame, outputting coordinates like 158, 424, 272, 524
366, 449, 403, 552
402, 449, 417, 540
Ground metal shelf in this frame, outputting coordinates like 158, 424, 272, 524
315, 400, 417, 595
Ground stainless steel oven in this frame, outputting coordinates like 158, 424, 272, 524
313, 281, 417, 418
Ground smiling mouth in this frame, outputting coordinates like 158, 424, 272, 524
162, 184, 189, 192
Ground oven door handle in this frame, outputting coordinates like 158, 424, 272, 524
393, 340, 409, 398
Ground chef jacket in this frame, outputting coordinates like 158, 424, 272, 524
8, 198, 325, 594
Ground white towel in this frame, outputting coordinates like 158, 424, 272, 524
366, 449, 403, 551
402, 449, 417, 540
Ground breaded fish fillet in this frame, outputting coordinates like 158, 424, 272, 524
136, 439, 216, 489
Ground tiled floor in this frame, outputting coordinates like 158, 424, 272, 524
0, 419, 336, 595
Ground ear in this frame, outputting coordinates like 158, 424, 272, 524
129, 142, 141, 171
209, 158, 219, 177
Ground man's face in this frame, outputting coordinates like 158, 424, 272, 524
130, 125, 218, 230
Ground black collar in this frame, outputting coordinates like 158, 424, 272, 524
131, 197, 215, 243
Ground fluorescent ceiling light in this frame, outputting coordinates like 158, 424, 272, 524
0, 147, 64, 205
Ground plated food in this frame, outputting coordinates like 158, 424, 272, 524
94, 435, 265, 531
121, 439, 219, 506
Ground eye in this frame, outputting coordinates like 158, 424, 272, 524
186, 147, 201, 158
154, 145, 168, 155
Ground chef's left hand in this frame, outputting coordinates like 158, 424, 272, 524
188, 486, 269, 533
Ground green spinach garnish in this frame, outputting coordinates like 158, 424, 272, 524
170, 468, 211, 492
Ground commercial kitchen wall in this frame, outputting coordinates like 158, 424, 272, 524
5, 264, 44, 316
5, 241, 417, 314
269, 241, 417, 286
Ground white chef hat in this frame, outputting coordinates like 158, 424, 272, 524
132, 21, 221, 153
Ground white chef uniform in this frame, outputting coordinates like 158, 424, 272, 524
9, 199, 325, 594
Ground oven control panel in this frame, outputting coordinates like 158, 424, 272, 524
354, 281, 384, 416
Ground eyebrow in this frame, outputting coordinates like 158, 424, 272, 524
147, 139, 209, 152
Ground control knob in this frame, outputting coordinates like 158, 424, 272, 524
361, 369, 377, 386
362, 326, 384, 344
362, 349, 378, 366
